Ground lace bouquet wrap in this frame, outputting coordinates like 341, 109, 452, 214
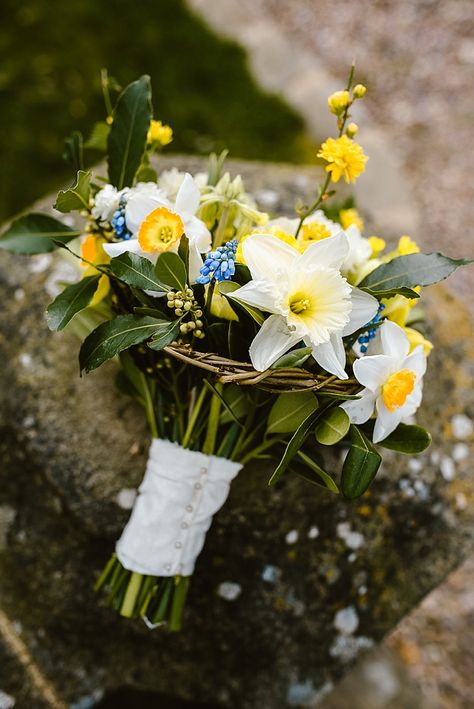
1, 70, 470, 630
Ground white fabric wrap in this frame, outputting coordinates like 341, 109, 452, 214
116, 439, 242, 577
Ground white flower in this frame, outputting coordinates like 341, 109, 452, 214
341, 224, 372, 280
158, 168, 208, 201
341, 321, 427, 442
91, 184, 126, 223
103, 174, 211, 282
231, 233, 378, 377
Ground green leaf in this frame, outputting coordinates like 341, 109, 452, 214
79, 314, 165, 373
135, 165, 158, 182
267, 391, 318, 434
271, 347, 312, 369
84, 121, 110, 151
0, 213, 81, 254
268, 404, 330, 486
46, 275, 100, 331
203, 380, 244, 428
147, 320, 180, 351
109, 252, 169, 292
315, 406, 350, 445
293, 451, 340, 493
220, 385, 249, 424
341, 425, 382, 499
54, 170, 91, 213
360, 286, 420, 300
359, 253, 473, 292
107, 75, 152, 189
63, 131, 84, 171
376, 422, 431, 454
155, 252, 187, 291
218, 281, 264, 325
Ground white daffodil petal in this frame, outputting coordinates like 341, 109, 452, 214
380, 320, 410, 358
298, 231, 349, 271
188, 242, 205, 284
353, 354, 396, 392
125, 191, 169, 236
342, 287, 379, 336
265, 216, 300, 234
175, 173, 200, 216
340, 390, 376, 424
183, 215, 211, 253
242, 234, 297, 281
231, 280, 280, 314
373, 397, 403, 442
103, 240, 144, 258
402, 345, 427, 378
310, 333, 348, 379
249, 314, 301, 371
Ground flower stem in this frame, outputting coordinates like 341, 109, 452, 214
120, 571, 143, 618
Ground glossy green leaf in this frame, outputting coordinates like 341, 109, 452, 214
46, 275, 100, 331
341, 425, 382, 499
63, 131, 84, 172
0, 214, 81, 254
360, 286, 420, 300
79, 314, 165, 373
359, 253, 472, 292
271, 347, 312, 369
107, 75, 152, 189
267, 391, 318, 434
220, 385, 249, 424
218, 281, 264, 325
109, 252, 169, 292
155, 252, 187, 291
54, 170, 92, 213
268, 404, 330, 486
147, 320, 180, 351
315, 406, 350, 445
293, 451, 340, 493
376, 422, 431, 454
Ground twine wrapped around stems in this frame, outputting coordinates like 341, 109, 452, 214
163, 345, 361, 395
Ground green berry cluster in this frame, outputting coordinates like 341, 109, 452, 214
166, 286, 205, 339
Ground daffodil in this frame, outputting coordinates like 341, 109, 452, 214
231, 233, 378, 376
102, 174, 211, 282
341, 321, 427, 442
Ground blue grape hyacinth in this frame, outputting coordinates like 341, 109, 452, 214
196, 239, 237, 285
358, 303, 386, 353
111, 196, 132, 241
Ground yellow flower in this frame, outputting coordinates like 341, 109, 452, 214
382, 369, 416, 412
397, 235, 420, 256
301, 221, 332, 242
404, 326, 433, 356
381, 289, 420, 327
368, 236, 386, 257
80, 235, 110, 305
317, 136, 368, 184
328, 90, 350, 115
147, 120, 173, 146
346, 122, 359, 137
138, 207, 184, 253
353, 83, 367, 99
236, 227, 299, 263
340, 208, 364, 232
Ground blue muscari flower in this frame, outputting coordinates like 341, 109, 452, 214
358, 303, 386, 354
111, 196, 132, 241
195, 239, 238, 285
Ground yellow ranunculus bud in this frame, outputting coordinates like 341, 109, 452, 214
368, 236, 386, 257
404, 326, 433, 356
147, 120, 173, 146
346, 122, 359, 137
327, 90, 350, 115
340, 208, 364, 232
353, 84, 367, 99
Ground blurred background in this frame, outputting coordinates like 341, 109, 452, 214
1, 1, 473, 707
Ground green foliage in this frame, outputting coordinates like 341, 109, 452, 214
84, 121, 110, 151
360, 286, 420, 300
315, 406, 350, 445
218, 281, 265, 324
107, 76, 152, 189
46, 274, 100, 331
360, 253, 472, 292
375, 422, 431, 454
109, 252, 169, 292
271, 347, 312, 369
267, 391, 318, 434
0, 213, 81, 254
79, 314, 169, 373
292, 451, 340, 493
341, 425, 382, 499
155, 252, 187, 290
63, 131, 84, 172
54, 170, 91, 212
148, 320, 181, 351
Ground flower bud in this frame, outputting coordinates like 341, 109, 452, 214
346, 122, 359, 137
327, 90, 350, 115
353, 84, 367, 99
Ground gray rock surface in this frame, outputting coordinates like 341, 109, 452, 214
0, 157, 473, 708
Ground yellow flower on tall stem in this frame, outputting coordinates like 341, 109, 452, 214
317, 135, 368, 184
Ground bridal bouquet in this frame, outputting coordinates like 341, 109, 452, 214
1, 69, 470, 631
